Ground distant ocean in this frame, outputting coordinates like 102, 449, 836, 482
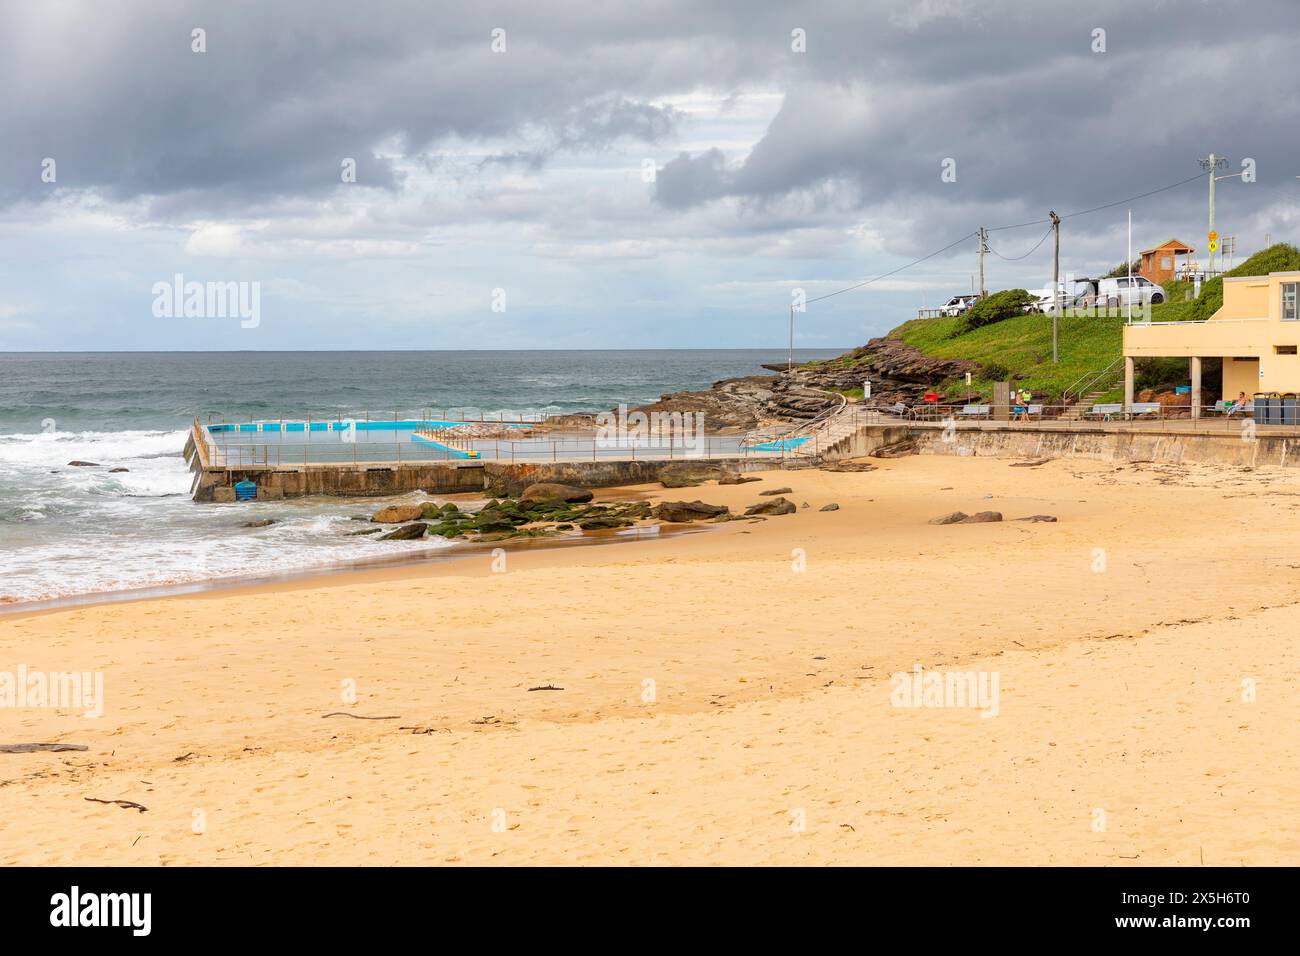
0, 349, 841, 603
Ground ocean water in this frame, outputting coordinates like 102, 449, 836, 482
0, 350, 839, 604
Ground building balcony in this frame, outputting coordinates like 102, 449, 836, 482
1123, 317, 1271, 358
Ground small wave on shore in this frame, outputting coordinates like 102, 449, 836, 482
0, 429, 455, 604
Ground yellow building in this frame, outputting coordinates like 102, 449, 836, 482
1122, 271, 1300, 415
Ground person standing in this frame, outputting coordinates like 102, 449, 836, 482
1017, 388, 1033, 423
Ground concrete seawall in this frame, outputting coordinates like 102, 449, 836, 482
191, 456, 776, 502
910, 424, 1300, 468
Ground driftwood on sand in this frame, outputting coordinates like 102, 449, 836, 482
85, 797, 148, 813
0, 743, 88, 754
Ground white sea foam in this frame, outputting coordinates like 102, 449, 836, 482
0, 429, 456, 604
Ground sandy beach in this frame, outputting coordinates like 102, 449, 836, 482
2, 454, 1297, 866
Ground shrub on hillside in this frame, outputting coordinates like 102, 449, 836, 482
953, 289, 1034, 335
1192, 242, 1300, 321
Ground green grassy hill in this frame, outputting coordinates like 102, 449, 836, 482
867, 243, 1300, 401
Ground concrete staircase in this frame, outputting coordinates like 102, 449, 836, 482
1059, 358, 1125, 421
1058, 388, 1111, 421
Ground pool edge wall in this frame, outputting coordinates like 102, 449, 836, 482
191, 457, 772, 502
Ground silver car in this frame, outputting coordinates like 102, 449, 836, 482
1098, 275, 1166, 307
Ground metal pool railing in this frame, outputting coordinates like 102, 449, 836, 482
203, 409, 552, 429
203, 433, 788, 467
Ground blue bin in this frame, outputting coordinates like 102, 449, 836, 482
234, 481, 257, 501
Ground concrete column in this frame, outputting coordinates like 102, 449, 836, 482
1123, 356, 1135, 412
1190, 356, 1202, 419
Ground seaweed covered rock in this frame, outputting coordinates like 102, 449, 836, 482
380, 522, 427, 540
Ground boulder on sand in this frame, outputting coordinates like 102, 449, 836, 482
651, 500, 729, 522
372, 504, 424, 523
744, 496, 796, 516
819, 503, 840, 511
520, 482, 594, 504
758, 487, 793, 496
929, 511, 969, 525
67, 461, 99, 467
657, 463, 730, 488
960, 511, 1003, 523
380, 522, 427, 540
931, 510, 1003, 524
717, 473, 761, 485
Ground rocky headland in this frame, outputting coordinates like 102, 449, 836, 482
624, 337, 980, 431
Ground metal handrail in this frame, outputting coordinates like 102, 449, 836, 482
1062, 356, 1124, 403
740, 390, 849, 452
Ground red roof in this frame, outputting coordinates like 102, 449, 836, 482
1139, 238, 1195, 255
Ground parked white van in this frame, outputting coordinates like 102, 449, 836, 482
1098, 275, 1165, 307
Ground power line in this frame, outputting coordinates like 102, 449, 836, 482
798, 168, 1209, 306
1058, 169, 1208, 222
802, 230, 978, 305
985, 224, 1053, 261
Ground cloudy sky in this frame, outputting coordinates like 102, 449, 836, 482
2, 0, 1298, 351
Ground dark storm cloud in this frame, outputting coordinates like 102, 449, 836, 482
0, 0, 733, 209
3, 0, 1299, 254
651, 0, 1300, 252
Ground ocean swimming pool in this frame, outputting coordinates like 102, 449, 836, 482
203, 418, 775, 465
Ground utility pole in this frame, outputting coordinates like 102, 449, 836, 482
787, 303, 794, 371
977, 227, 986, 298
1207, 152, 1217, 275
1050, 210, 1061, 364
1200, 153, 1242, 275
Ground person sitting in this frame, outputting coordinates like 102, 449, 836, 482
1226, 392, 1248, 417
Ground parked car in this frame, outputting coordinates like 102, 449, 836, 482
1028, 279, 1099, 313
1097, 275, 1165, 307
939, 294, 979, 317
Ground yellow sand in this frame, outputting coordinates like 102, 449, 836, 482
1, 455, 1297, 865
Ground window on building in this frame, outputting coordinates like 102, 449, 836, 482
1283, 282, 1298, 321
1276, 345, 1298, 355
1161, 257, 1171, 270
